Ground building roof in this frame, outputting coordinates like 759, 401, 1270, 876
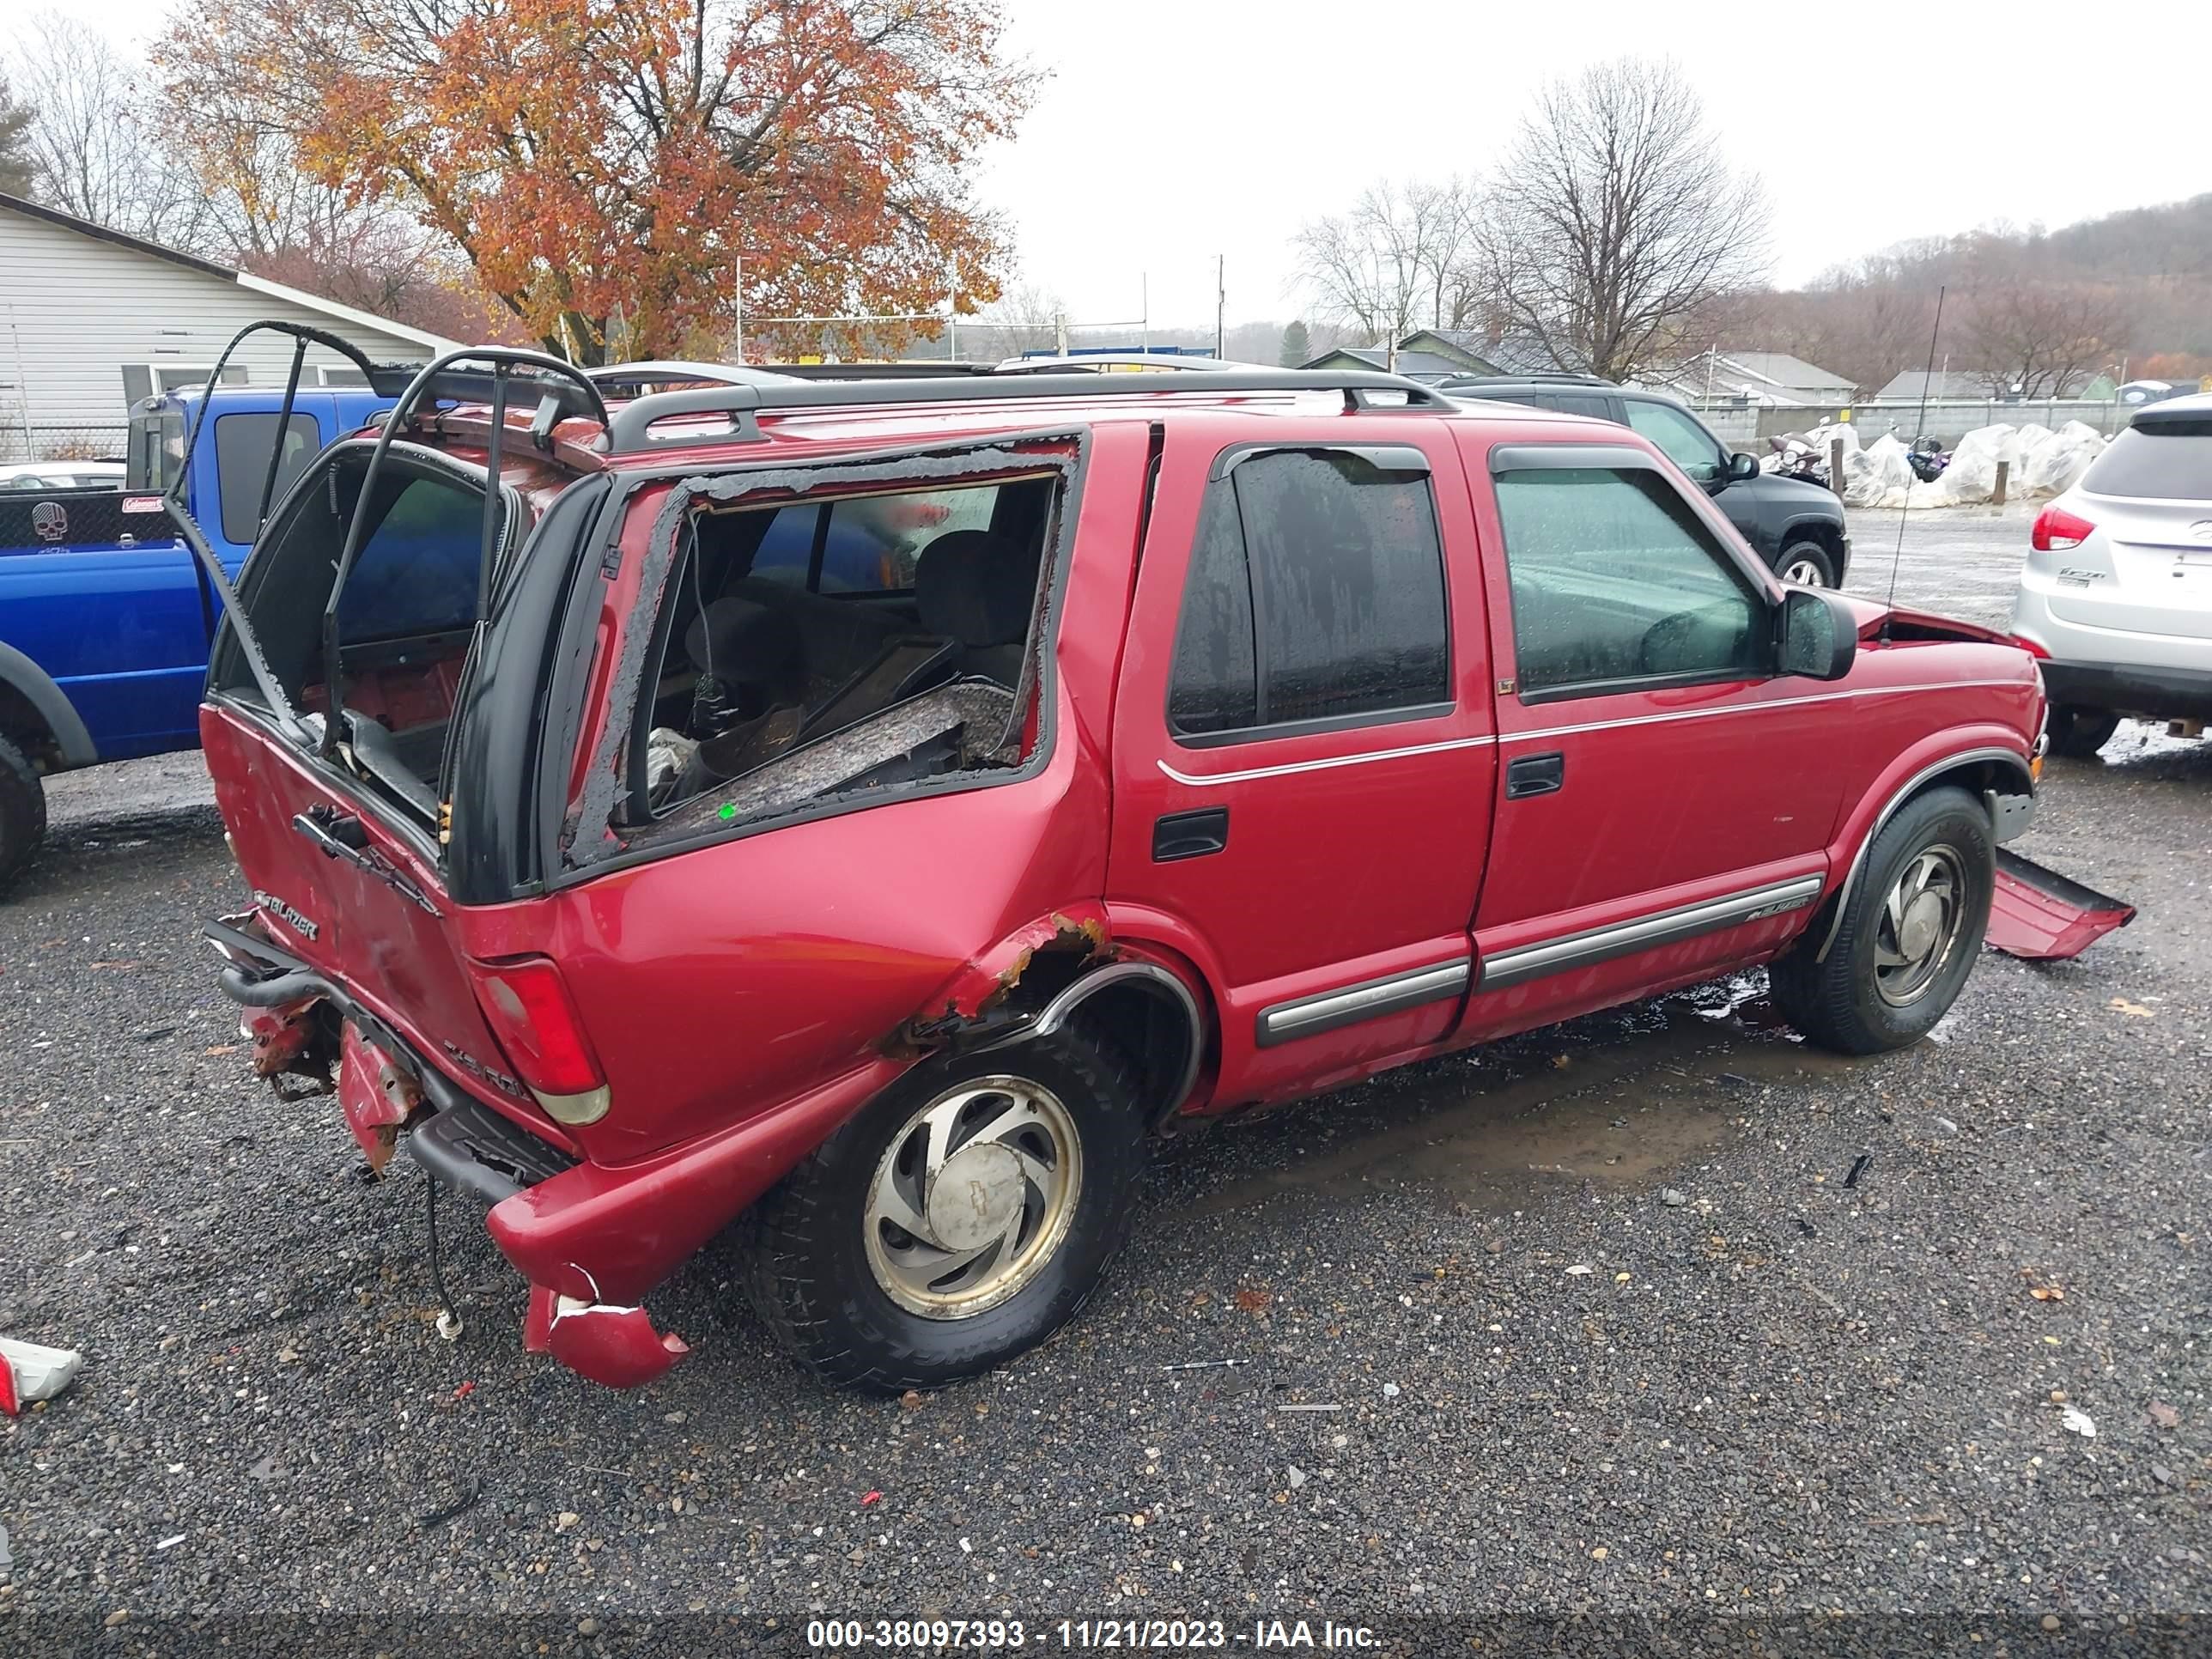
1874, 368, 1996, 401
0, 191, 459, 353
1660, 350, 1856, 406
1407, 328, 1571, 377
1301, 346, 1469, 382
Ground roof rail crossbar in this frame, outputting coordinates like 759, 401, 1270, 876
605, 368, 1452, 454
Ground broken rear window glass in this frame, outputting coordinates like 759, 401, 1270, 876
625, 471, 1060, 836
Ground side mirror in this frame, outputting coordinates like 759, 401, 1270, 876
1727, 451, 1760, 483
1778, 586, 1857, 681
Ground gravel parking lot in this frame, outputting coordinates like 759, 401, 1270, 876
3, 512, 2208, 1652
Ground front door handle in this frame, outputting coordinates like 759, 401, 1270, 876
1153, 806, 1229, 861
1505, 751, 1565, 799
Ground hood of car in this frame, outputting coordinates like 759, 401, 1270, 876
1833, 596, 2014, 647
1746, 471, 1844, 515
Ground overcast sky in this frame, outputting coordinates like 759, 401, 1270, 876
74, 0, 2212, 330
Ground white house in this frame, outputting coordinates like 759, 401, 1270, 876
0, 191, 458, 460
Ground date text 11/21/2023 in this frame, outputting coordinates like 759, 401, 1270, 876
804, 1619, 1382, 1650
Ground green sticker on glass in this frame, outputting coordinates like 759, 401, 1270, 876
718, 802, 737, 821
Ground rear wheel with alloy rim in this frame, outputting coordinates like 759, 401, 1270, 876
1771, 785, 1993, 1054
1778, 541, 1837, 587
742, 1028, 1146, 1390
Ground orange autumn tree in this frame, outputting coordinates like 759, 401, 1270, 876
156, 0, 1032, 362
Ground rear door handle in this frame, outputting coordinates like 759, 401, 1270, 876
1505, 751, 1565, 799
1152, 806, 1229, 861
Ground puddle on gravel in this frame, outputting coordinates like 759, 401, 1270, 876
1171, 983, 1868, 1221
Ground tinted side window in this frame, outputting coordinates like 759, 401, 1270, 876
1166, 482, 1257, 733
215, 412, 321, 544
1623, 400, 1723, 483
1167, 449, 1450, 737
1493, 466, 1762, 696
1553, 392, 1620, 421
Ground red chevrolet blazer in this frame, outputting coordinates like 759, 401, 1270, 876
191, 353, 2043, 1391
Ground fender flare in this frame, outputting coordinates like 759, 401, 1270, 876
0, 642, 97, 768
1814, 741, 2033, 963
1030, 959, 1205, 1127
1778, 516, 1844, 554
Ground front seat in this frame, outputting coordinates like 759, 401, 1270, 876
913, 529, 1038, 687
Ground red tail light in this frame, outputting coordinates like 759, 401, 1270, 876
2010, 633, 2049, 659
467, 957, 610, 1125
2031, 505, 2094, 552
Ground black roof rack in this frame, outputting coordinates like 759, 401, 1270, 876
604, 368, 1452, 455
1440, 372, 1613, 388
763, 361, 999, 380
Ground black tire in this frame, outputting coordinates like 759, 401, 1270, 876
740, 1027, 1146, 1391
0, 734, 46, 896
1776, 540, 1837, 588
1771, 785, 1993, 1055
2046, 704, 2119, 759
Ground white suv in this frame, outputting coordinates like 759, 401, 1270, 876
2010, 393, 2212, 757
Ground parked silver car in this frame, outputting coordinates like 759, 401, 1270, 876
2010, 393, 2212, 756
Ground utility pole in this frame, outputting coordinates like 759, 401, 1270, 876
1214, 255, 1225, 360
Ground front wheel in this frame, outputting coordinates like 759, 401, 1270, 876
2045, 704, 2119, 759
0, 735, 47, 896
1771, 786, 1993, 1055
1777, 541, 1837, 587
740, 1028, 1146, 1391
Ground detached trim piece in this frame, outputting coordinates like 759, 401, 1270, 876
1479, 875, 1825, 992
1255, 957, 1470, 1048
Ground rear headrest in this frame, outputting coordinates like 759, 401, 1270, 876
915, 530, 1036, 648
684, 596, 799, 684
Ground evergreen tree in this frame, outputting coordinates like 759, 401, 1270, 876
1279, 319, 1311, 368
0, 72, 33, 198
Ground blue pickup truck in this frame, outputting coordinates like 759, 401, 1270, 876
0, 385, 392, 889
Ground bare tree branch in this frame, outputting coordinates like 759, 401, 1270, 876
1295, 178, 1480, 343
1473, 57, 1770, 380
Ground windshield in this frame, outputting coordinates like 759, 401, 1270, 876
2082, 421, 2212, 501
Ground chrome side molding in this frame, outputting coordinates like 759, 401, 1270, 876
1478, 875, 1826, 992
1255, 957, 1471, 1048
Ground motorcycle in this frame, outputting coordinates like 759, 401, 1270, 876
1905, 434, 1949, 484
1767, 434, 1830, 488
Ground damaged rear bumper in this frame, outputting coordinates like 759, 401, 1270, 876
204, 915, 691, 1389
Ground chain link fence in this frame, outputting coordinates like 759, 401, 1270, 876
0, 424, 131, 465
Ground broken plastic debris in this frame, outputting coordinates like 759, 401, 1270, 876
1565, 1264, 1595, 1276
0, 1335, 84, 1414
156, 1534, 185, 1551
2061, 1404, 2097, 1438
1276, 1402, 1340, 1413
861, 1491, 883, 1506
